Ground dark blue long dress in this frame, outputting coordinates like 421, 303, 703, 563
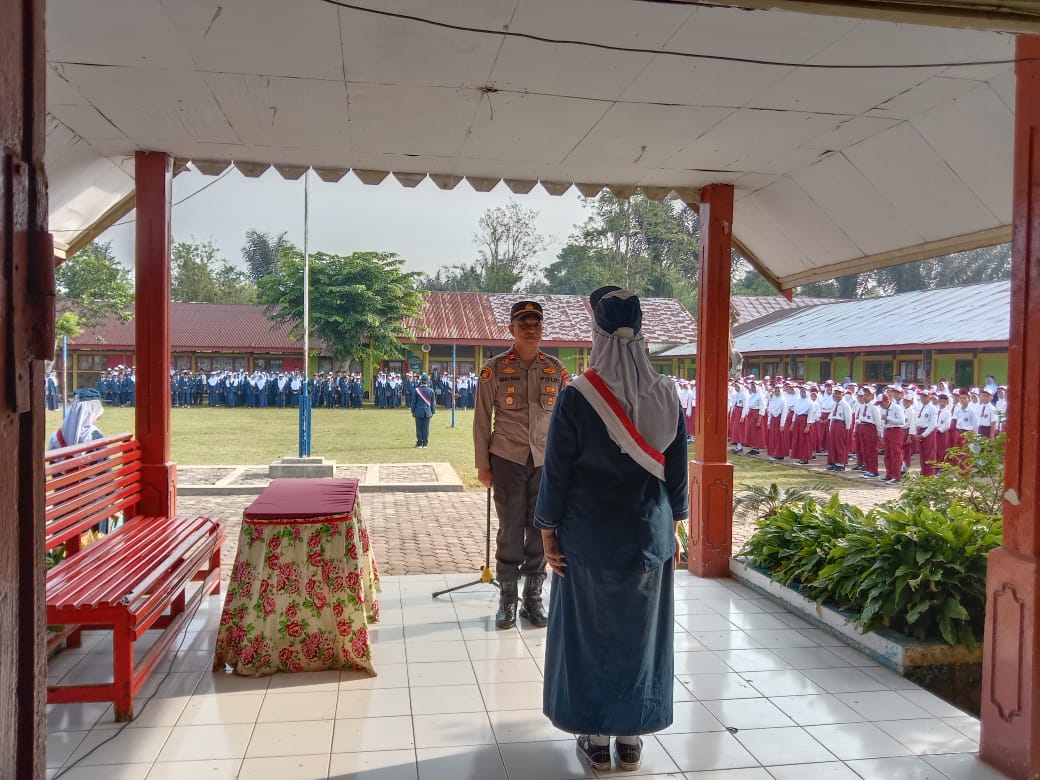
534, 385, 689, 736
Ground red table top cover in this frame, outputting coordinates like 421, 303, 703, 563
244, 478, 359, 520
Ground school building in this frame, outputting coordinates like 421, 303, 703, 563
661, 280, 1010, 387
62, 292, 700, 389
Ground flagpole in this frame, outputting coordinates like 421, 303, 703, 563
298, 169, 312, 456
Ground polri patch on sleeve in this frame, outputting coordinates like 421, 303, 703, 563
479, 366, 493, 383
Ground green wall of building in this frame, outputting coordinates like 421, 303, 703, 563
978, 354, 1007, 385
557, 347, 580, 376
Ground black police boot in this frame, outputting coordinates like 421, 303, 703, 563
519, 573, 548, 627
495, 580, 519, 630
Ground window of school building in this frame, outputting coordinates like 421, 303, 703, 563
864, 360, 894, 383
253, 358, 283, 372
898, 359, 926, 384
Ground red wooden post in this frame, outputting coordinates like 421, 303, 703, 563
1, 1, 48, 776
980, 34, 1040, 780
687, 184, 734, 577
134, 151, 176, 517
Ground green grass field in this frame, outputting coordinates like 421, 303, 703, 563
44, 404, 843, 493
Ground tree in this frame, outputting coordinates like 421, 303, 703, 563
242, 229, 289, 283
172, 240, 258, 303
259, 248, 424, 363
543, 193, 699, 310
55, 241, 134, 326
731, 257, 782, 297
538, 244, 615, 294
422, 201, 547, 292
473, 201, 546, 292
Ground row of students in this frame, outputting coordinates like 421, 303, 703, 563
727, 377, 1007, 481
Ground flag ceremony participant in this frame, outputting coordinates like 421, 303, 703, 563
789, 385, 815, 465
474, 299, 568, 630
410, 373, 436, 448
826, 386, 852, 471
915, 391, 939, 476
854, 385, 882, 479
535, 287, 687, 774
881, 386, 907, 484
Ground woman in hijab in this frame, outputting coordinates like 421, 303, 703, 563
48, 387, 105, 450
534, 286, 689, 773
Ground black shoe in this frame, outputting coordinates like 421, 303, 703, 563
770, 456, 783, 461
834, 465, 845, 472
614, 738, 643, 772
852, 465, 865, 471
495, 581, 518, 630
519, 574, 548, 628
797, 459, 809, 465
747, 449, 759, 456
576, 736, 611, 772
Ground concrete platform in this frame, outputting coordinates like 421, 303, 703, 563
177, 462, 464, 496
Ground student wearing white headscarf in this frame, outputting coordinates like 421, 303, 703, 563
534, 287, 688, 773
48, 387, 105, 450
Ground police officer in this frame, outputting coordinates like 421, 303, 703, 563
474, 300, 569, 630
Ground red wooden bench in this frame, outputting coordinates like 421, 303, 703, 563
44, 432, 225, 721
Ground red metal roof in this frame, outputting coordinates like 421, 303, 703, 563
403, 292, 697, 346
69, 302, 303, 352
69, 293, 698, 353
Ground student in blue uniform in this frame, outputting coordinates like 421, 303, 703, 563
45, 371, 59, 410
411, 373, 436, 447
535, 287, 688, 774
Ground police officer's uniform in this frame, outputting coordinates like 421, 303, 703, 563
473, 300, 569, 629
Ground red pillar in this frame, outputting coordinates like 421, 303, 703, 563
687, 184, 735, 577
2, 1, 48, 776
980, 34, 1040, 780
134, 151, 176, 516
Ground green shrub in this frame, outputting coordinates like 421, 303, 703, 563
732, 481, 832, 524
738, 493, 868, 588
899, 432, 1005, 516
814, 503, 1000, 647
741, 497, 1001, 648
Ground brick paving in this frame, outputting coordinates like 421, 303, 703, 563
178, 462, 903, 582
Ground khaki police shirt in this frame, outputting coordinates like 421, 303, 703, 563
473, 348, 569, 470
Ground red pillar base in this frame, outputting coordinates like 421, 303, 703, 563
688, 460, 734, 577
980, 547, 1040, 779
139, 462, 176, 518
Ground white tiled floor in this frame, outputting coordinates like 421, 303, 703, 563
45, 571, 1010, 780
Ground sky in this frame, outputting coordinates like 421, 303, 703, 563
99, 168, 592, 279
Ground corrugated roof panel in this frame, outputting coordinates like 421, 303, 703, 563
731, 295, 835, 325
735, 280, 1010, 354
405, 292, 697, 345
68, 292, 696, 353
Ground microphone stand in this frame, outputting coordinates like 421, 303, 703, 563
433, 488, 499, 598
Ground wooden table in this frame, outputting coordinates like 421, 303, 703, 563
213, 478, 380, 676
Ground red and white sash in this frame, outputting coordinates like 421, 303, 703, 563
573, 369, 666, 481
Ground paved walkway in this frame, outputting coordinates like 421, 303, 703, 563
176, 463, 902, 582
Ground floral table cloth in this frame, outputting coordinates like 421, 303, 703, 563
214, 478, 380, 676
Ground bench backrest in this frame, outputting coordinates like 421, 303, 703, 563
44, 432, 142, 552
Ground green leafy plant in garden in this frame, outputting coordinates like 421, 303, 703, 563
812, 503, 1000, 648
731, 480, 832, 523
738, 493, 868, 587
738, 444, 1004, 647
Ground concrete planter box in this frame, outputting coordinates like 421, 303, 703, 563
729, 557, 983, 675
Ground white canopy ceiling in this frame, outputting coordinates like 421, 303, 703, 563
45, 0, 1021, 288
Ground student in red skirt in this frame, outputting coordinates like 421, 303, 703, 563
854, 385, 882, 479
741, 379, 767, 456
789, 385, 815, 465
825, 387, 852, 471
915, 391, 939, 476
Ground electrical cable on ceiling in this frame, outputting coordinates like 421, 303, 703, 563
316, 0, 1018, 70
